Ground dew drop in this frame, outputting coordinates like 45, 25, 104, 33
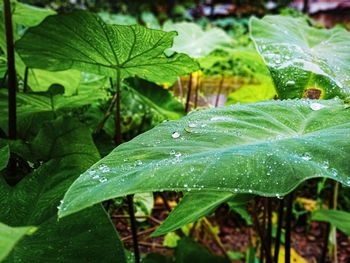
184, 184, 188, 187
175, 152, 182, 158
301, 153, 312, 161
169, 150, 176, 155
135, 160, 143, 166
172, 131, 181, 139
248, 189, 253, 193
310, 103, 326, 111
286, 80, 295, 86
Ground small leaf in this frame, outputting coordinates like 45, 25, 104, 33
152, 192, 234, 236
312, 209, 350, 236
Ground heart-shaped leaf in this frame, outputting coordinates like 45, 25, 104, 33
250, 15, 350, 99
59, 99, 350, 218
0, 117, 125, 262
16, 11, 198, 84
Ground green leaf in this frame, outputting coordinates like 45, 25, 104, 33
250, 15, 350, 99
0, 142, 9, 171
163, 232, 181, 248
174, 238, 229, 263
0, 117, 125, 262
126, 78, 185, 120
12, 2, 56, 27
312, 209, 350, 236
226, 75, 276, 104
16, 11, 199, 84
0, 223, 36, 262
152, 192, 233, 236
59, 99, 350, 218
0, 12, 81, 95
163, 21, 232, 58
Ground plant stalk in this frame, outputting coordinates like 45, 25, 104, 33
285, 193, 293, 263
266, 198, 272, 262
114, 70, 122, 145
185, 73, 193, 112
127, 195, 140, 263
177, 76, 183, 97
194, 73, 200, 109
23, 67, 29, 92
215, 75, 224, 107
253, 198, 272, 263
4, 0, 17, 140
274, 198, 284, 262
332, 182, 339, 263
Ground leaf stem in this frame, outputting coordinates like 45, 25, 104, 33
194, 73, 200, 109
94, 80, 118, 134
115, 70, 122, 145
23, 67, 29, 92
285, 193, 293, 263
185, 73, 193, 112
274, 198, 284, 262
215, 75, 224, 107
3, 0, 17, 140
126, 195, 140, 263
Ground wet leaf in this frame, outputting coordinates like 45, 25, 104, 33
59, 99, 350, 218
250, 15, 350, 99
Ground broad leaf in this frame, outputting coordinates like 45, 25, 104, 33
0, 117, 126, 262
0, 223, 36, 262
16, 11, 199, 84
164, 21, 231, 58
250, 15, 350, 99
312, 209, 350, 236
0, 142, 9, 171
152, 192, 233, 236
59, 99, 350, 218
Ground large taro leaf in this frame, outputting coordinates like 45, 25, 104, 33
0, 117, 126, 262
0, 223, 36, 261
59, 99, 350, 218
250, 15, 350, 99
15, 11, 199, 84
163, 21, 232, 58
